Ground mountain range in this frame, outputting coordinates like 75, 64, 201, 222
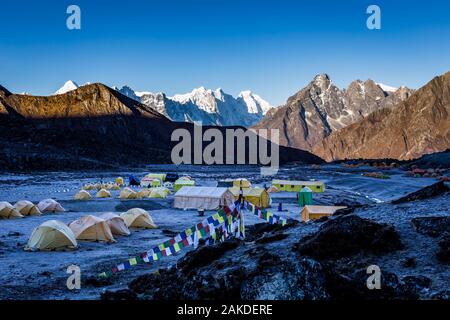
0, 83, 321, 170
313, 71, 450, 161
54, 81, 274, 127
253, 74, 413, 151
4, 69, 450, 167
114, 85, 274, 127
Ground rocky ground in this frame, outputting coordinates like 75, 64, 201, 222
0, 164, 448, 300
102, 192, 450, 300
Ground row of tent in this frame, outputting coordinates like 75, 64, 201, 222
74, 187, 171, 200
0, 199, 65, 219
121, 173, 183, 188
83, 182, 121, 191
172, 186, 342, 221
26, 208, 157, 251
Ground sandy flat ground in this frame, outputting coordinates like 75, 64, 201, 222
0, 164, 445, 300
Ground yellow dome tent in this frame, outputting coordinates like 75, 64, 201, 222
228, 187, 271, 208
104, 183, 116, 190
110, 184, 120, 190
25, 220, 78, 251
37, 199, 65, 213
151, 179, 162, 187
233, 178, 251, 189
149, 187, 170, 198
145, 173, 166, 182
174, 177, 196, 192
96, 189, 112, 198
115, 177, 125, 186
119, 187, 139, 199
121, 208, 157, 229
82, 184, 96, 191
69, 215, 116, 243
137, 188, 152, 198
99, 212, 131, 236
14, 200, 41, 216
74, 190, 92, 200
0, 202, 23, 219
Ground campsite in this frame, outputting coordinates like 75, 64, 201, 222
0, 163, 449, 300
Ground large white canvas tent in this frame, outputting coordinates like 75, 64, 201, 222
99, 212, 131, 236
0, 202, 23, 219
14, 200, 42, 216
121, 208, 157, 229
69, 215, 115, 242
25, 220, 78, 251
174, 186, 235, 210
37, 199, 65, 213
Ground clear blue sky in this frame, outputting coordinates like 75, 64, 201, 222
1, 0, 450, 105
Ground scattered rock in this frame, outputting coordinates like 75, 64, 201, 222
411, 217, 450, 237
245, 220, 298, 242
85, 276, 113, 288
401, 257, 417, 268
8, 231, 23, 237
324, 268, 419, 300
401, 275, 432, 295
392, 181, 449, 204
255, 251, 281, 272
295, 215, 403, 260
431, 290, 450, 300
437, 234, 450, 264
255, 232, 288, 244
161, 229, 178, 237
332, 207, 356, 216
241, 258, 329, 300
177, 239, 241, 274
101, 289, 137, 300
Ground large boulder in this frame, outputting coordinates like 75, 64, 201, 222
392, 181, 449, 204
411, 216, 450, 237
295, 215, 403, 260
177, 239, 241, 275
241, 258, 329, 300
437, 234, 450, 264
324, 267, 425, 300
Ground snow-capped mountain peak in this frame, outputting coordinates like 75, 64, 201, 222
213, 88, 225, 101
115, 84, 274, 127
376, 83, 398, 93
114, 85, 141, 101
313, 74, 332, 86
55, 80, 79, 95
171, 87, 219, 113
238, 90, 273, 115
